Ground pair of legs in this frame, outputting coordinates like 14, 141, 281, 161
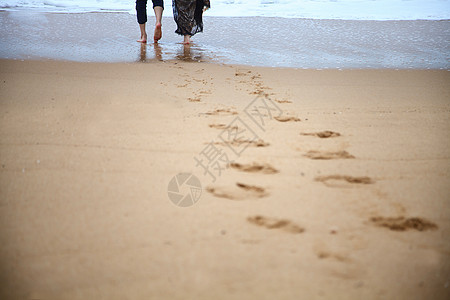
136, 0, 164, 43
173, 0, 209, 44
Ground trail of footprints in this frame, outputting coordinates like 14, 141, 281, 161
171, 66, 213, 103
189, 66, 437, 237
204, 69, 282, 202
234, 69, 272, 96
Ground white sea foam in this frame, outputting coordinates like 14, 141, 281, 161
1, 0, 449, 20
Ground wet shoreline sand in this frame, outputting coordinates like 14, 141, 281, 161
0, 10, 449, 68
1, 58, 449, 299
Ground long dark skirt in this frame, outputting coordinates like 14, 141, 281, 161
173, 0, 210, 36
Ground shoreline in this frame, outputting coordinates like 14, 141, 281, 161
2, 58, 449, 72
2, 8, 450, 20
1, 11, 449, 69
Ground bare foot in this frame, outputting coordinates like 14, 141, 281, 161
137, 34, 147, 44
154, 23, 162, 43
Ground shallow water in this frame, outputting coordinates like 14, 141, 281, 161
2, 0, 450, 20
0, 11, 449, 69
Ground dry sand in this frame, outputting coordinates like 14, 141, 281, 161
0, 59, 449, 299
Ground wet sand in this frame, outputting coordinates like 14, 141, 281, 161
0, 10, 449, 68
0, 59, 449, 299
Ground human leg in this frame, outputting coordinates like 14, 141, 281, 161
136, 0, 148, 43
152, 1, 164, 43
183, 35, 191, 45
173, 0, 206, 43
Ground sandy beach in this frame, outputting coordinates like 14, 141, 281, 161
0, 58, 449, 299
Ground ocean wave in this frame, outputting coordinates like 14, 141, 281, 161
1, 0, 449, 20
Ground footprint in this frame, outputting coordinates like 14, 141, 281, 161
301, 131, 341, 138
236, 183, 266, 193
206, 186, 234, 199
205, 108, 238, 115
252, 82, 271, 92
251, 89, 270, 96
313, 244, 364, 280
274, 116, 301, 122
208, 124, 238, 130
234, 69, 253, 77
214, 139, 269, 147
188, 97, 201, 102
304, 150, 355, 160
316, 251, 350, 262
315, 175, 374, 187
329, 266, 364, 280
370, 216, 438, 231
206, 182, 268, 200
247, 215, 305, 234
233, 69, 272, 96
230, 162, 279, 174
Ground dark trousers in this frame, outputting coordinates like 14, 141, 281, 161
136, 0, 164, 24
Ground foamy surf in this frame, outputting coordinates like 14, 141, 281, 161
1, 0, 449, 20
